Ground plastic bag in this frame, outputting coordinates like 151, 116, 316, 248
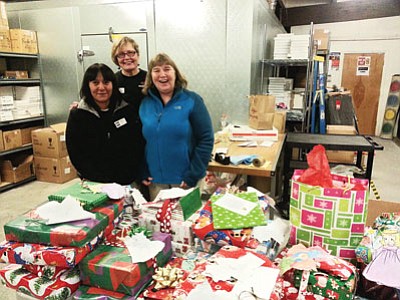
298, 144, 333, 188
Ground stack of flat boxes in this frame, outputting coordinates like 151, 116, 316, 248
31, 123, 77, 184
13, 86, 43, 119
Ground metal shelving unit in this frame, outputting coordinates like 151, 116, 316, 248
0, 51, 46, 192
260, 23, 316, 133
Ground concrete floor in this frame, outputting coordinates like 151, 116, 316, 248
0, 137, 399, 299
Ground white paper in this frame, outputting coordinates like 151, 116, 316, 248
252, 218, 291, 246
204, 253, 266, 282
36, 195, 95, 225
154, 187, 194, 202
259, 140, 275, 147
186, 281, 232, 300
101, 183, 125, 199
214, 193, 257, 216
238, 141, 257, 147
124, 232, 165, 263
231, 266, 280, 299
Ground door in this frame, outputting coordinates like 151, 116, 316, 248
341, 53, 384, 135
78, 31, 148, 83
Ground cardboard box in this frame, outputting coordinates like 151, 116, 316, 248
0, 1, 9, 28
274, 110, 286, 133
366, 199, 400, 227
2, 129, 22, 150
34, 155, 77, 184
9, 29, 38, 54
32, 123, 68, 158
0, 28, 11, 52
314, 28, 330, 51
20, 125, 41, 145
0, 129, 3, 151
14, 86, 41, 101
4, 70, 28, 79
326, 125, 357, 163
0, 154, 34, 183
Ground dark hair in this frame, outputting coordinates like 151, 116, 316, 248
142, 53, 188, 95
80, 63, 121, 110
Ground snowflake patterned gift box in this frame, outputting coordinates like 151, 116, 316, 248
4, 199, 123, 248
289, 169, 369, 260
0, 263, 80, 300
79, 232, 172, 296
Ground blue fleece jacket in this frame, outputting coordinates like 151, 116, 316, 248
139, 88, 214, 187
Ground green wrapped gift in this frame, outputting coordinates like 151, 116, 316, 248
79, 232, 172, 296
73, 285, 136, 299
4, 200, 123, 248
48, 181, 109, 210
294, 270, 357, 300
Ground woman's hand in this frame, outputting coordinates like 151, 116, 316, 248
69, 101, 79, 110
142, 177, 153, 186
180, 181, 188, 189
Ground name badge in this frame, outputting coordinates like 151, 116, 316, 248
119, 87, 125, 94
114, 118, 127, 128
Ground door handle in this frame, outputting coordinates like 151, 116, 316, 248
77, 49, 95, 62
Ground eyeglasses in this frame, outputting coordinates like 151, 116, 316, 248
116, 51, 137, 59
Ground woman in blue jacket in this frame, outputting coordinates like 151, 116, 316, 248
140, 53, 214, 200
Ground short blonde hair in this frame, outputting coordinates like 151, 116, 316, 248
111, 37, 140, 66
142, 53, 188, 95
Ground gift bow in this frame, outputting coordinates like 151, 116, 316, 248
152, 265, 185, 290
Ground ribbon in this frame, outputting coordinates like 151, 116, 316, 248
152, 265, 185, 291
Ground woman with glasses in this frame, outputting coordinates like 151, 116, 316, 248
66, 63, 145, 185
140, 53, 214, 200
111, 36, 147, 114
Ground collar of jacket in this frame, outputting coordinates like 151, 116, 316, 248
77, 98, 129, 118
148, 87, 183, 104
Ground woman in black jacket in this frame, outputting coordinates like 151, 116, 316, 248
66, 63, 145, 185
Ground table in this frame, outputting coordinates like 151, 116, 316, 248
207, 134, 286, 197
282, 132, 377, 204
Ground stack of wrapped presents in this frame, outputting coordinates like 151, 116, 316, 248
1, 146, 400, 299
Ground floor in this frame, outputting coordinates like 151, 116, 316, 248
0, 137, 399, 299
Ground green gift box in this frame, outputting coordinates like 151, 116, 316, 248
48, 181, 109, 210
79, 232, 172, 296
73, 285, 136, 299
294, 270, 357, 300
4, 200, 123, 248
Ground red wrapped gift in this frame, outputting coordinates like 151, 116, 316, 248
23, 264, 68, 280
0, 264, 80, 299
0, 240, 95, 267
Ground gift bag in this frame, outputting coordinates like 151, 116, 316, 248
248, 95, 275, 130
289, 146, 369, 260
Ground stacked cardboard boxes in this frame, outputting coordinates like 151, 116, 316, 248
0, 1, 38, 54
32, 123, 77, 183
